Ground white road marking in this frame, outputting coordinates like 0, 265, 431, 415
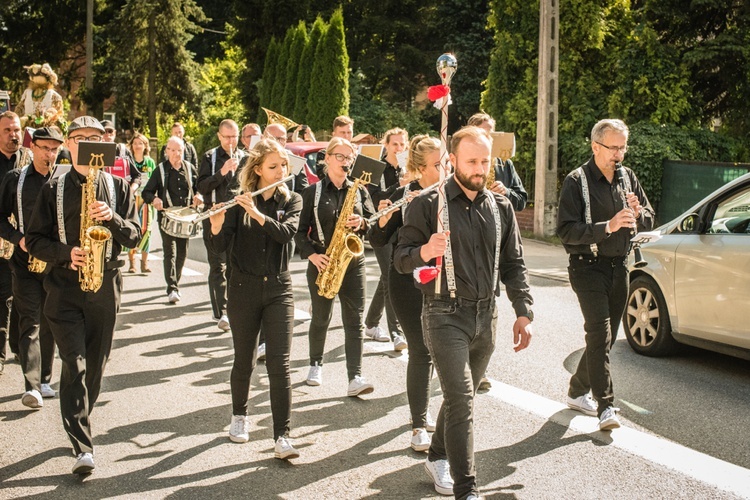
181, 267, 202, 276
363, 341, 750, 498
619, 398, 654, 415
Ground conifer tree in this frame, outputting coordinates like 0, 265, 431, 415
270, 29, 292, 112
308, 8, 349, 132
293, 17, 326, 124
282, 21, 308, 119
258, 36, 279, 123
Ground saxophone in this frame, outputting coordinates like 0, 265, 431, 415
28, 255, 46, 273
316, 172, 371, 299
79, 165, 112, 292
486, 158, 496, 188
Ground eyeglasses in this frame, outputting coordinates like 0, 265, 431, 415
69, 135, 103, 144
329, 153, 356, 164
33, 144, 60, 154
219, 133, 238, 140
104, 129, 115, 134
595, 141, 628, 154
270, 135, 287, 144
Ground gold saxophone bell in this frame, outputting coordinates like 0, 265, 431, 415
262, 107, 299, 131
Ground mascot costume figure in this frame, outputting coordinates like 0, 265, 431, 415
15, 63, 66, 131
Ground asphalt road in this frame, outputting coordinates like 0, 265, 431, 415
0, 235, 747, 499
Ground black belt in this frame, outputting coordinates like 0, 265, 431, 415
56, 260, 124, 271
232, 269, 291, 282
570, 254, 627, 266
427, 295, 495, 310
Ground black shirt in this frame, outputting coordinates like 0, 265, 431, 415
141, 161, 198, 218
394, 176, 533, 316
25, 168, 141, 268
210, 189, 302, 276
0, 148, 30, 177
492, 158, 528, 212
295, 175, 375, 259
367, 158, 402, 206
0, 165, 51, 267
557, 156, 655, 257
197, 147, 238, 208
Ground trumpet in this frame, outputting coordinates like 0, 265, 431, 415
366, 181, 441, 226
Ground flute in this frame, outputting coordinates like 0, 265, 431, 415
366, 181, 441, 226
167, 175, 294, 224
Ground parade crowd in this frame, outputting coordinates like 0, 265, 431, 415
0, 107, 652, 500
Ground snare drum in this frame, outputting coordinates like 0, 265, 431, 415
160, 206, 202, 239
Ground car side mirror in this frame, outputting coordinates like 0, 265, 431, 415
678, 213, 700, 233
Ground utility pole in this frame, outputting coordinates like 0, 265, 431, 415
85, 0, 94, 114
534, 0, 559, 237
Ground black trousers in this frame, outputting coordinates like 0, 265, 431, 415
0, 259, 18, 359
306, 257, 365, 381
364, 243, 402, 338
389, 265, 432, 428
11, 261, 55, 392
567, 254, 629, 416
202, 218, 231, 319
228, 271, 294, 440
159, 226, 189, 295
44, 267, 122, 455
423, 296, 497, 500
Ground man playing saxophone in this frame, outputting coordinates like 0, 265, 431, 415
294, 137, 377, 397
0, 127, 61, 410
25, 116, 141, 476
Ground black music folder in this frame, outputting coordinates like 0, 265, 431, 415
77, 141, 117, 169
350, 154, 386, 186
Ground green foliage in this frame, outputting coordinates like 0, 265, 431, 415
349, 71, 436, 136
294, 17, 326, 124
196, 25, 246, 127
282, 22, 308, 118
270, 29, 292, 112
307, 8, 349, 132
257, 37, 279, 122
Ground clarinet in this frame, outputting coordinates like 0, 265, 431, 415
615, 164, 647, 268
366, 181, 441, 226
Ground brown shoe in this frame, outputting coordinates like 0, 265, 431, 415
128, 256, 136, 273
141, 260, 151, 273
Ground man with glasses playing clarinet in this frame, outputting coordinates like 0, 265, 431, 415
557, 118, 654, 431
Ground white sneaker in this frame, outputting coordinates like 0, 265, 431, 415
599, 407, 622, 431
40, 384, 56, 398
274, 436, 300, 460
425, 412, 437, 433
567, 393, 598, 417
306, 362, 322, 386
217, 314, 230, 332
21, 390, 43, 409
364, 325, 390, 342
257, 343, 266, 361
347, 375, 374, 397
424, 458, 453, 495
229, 415, 250, 443
72, 452, 95, 475
410, 428, 431, 452
393, 334, 408, 351
168, 290, 180, 304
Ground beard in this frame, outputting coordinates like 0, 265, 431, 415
455, 168, 487, 192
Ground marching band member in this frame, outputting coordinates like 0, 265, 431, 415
197, 119, 244, 331
209, 139, 302, 460
367, 134, 441, 452
295, 137, 376, 397
0, 127, 60, 408
364, 127, 407, 348
394, 126, 533, 498
25, 116, 141, 475
142, 136, 201, 304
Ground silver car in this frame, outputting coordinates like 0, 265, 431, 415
624, 172, 750, 360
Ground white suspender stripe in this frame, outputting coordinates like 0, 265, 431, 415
17, 166, 28, 233
489, 194, 502, 295
313, 181, 325, 247
210, 148, 217, 204
577, 166, 598, 256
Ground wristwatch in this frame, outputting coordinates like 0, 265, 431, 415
521, 310, 534, 322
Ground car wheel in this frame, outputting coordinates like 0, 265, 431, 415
623, 276, 677, 356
